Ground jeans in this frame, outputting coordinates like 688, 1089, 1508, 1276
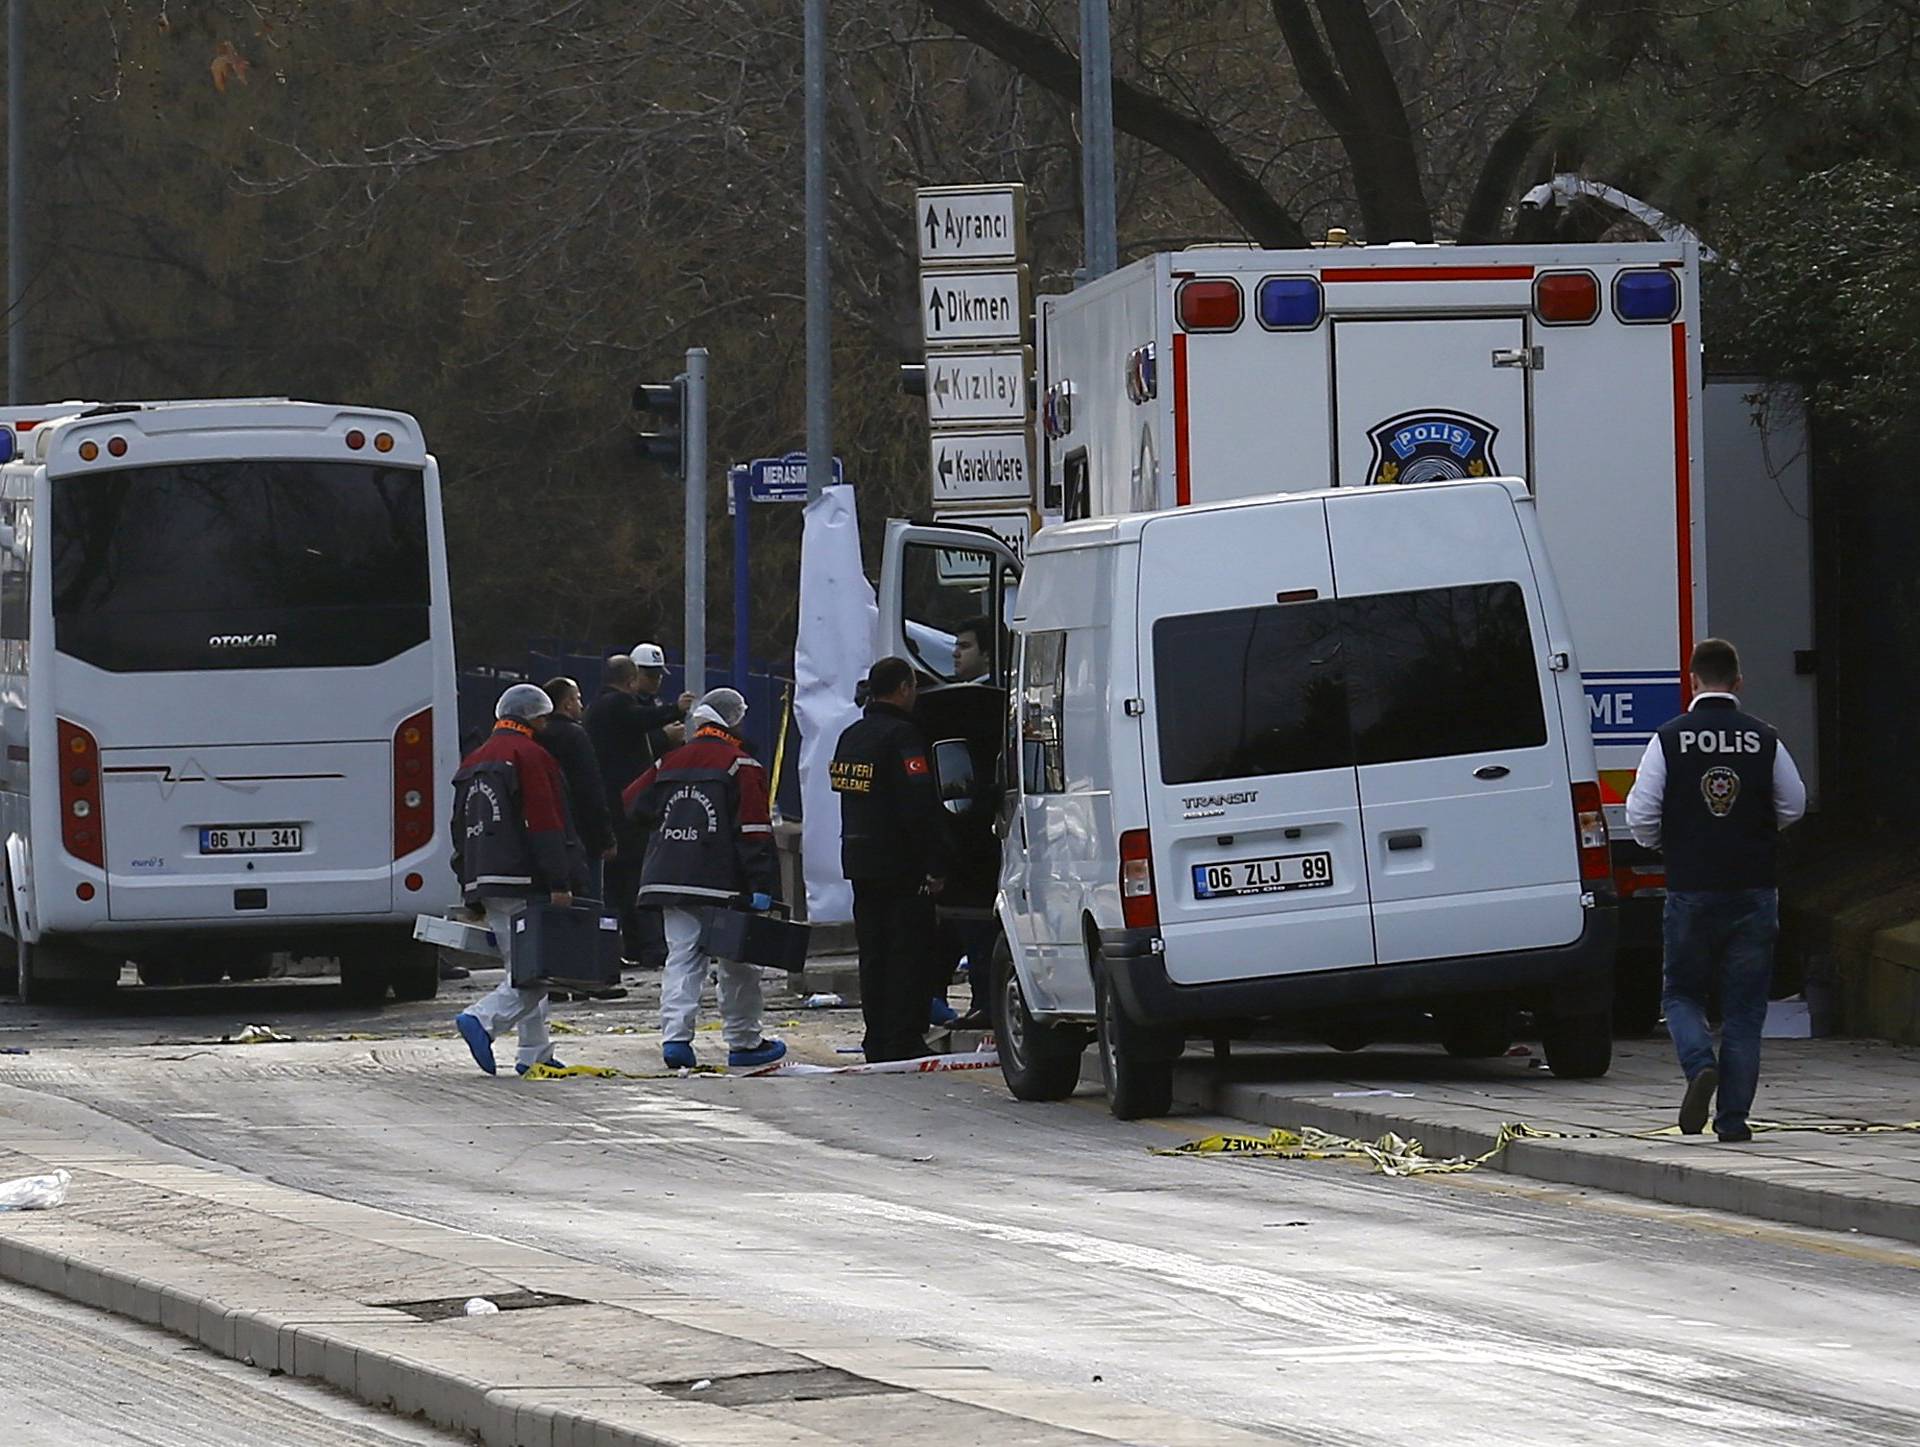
466, 898, 555, 1070
1662, 888, 1778, 1134
661, 908, 765, 1051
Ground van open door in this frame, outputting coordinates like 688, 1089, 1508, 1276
878, 519, 1024, 917
878, 519, 1023, 689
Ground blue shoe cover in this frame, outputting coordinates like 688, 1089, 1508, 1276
729, 1038, 787, 1068
455, 1014, 496, 1075
662, 1040, 697, 1069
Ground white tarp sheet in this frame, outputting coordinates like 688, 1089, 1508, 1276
793, 485, 876, 923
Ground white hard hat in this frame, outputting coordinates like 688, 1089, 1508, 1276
495, 683, 553, 722
630, 642, 667, 669
689, 687, 748, 731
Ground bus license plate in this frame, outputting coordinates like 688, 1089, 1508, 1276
200, 825, 303, 855
1193, 851, 1333, 899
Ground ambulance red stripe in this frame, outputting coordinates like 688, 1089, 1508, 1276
1173, 331, 1192, 506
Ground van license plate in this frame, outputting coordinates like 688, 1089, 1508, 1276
200, 826, 303, 855
1193, 851, 1333, 899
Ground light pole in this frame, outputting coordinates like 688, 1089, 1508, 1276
1079, 0, 1117, 281
7, 0, 27, 403
804, 0, 830, 500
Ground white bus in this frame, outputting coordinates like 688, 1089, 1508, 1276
0, 399, 459, 1003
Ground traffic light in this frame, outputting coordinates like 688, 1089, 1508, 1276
632, 379, 686, 477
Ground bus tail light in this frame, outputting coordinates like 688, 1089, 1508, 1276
394, 709, 434, 860
58, 719, 104, 868
1572, 782, 1610, 885
1119, 829, 1159, 929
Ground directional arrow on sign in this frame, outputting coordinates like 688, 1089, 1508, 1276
919, 270, 1025, 347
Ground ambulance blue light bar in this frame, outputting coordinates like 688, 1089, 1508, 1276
1258, 275, 1323, 330
1613, 269, 1680, 324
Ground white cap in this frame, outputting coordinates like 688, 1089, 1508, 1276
495, 683, 553, 721
630, 642, 667, 669
689, 687, 748, 731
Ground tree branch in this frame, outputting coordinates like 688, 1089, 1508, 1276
921, 0, 1308, 247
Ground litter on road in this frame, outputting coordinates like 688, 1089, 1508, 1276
0, 1169, 71, 1211
463, 1297, 500, 1316
1160, 1123, 1563, 1177
223, 1025, 293, 1045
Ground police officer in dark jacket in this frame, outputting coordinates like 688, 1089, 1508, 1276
584, 646, 689, 965
831, 656, 953, 1062
1625, 638, 1807, 1142
539, 678, 614, 893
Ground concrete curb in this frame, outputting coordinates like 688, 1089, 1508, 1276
1062, 1051, 1920, 1246
1180, 1067, 1920, 1247
0, 1229, 694, 1447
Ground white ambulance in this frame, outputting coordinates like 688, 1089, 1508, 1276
1021, 242, 1815, 1027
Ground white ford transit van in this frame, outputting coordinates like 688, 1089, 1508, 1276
881, 478, 1618, 1118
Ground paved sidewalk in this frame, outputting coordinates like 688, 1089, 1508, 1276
1146, 1036, 1920, 1245
0, 1116, 1264, 1447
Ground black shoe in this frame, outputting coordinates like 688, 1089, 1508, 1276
548, 990, 575, 1003
586, 986, 629, 1000
948, 1010, 989, 1031
1717, 1123, 1754, 1143
1679, 1067, 1718, 1135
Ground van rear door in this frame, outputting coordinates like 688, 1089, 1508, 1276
1324, 482, 1584, 964
1136, 500, 1375, 987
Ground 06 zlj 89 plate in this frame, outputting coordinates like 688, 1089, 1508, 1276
200, 825, 303, 855
1193, 851, 1333, 899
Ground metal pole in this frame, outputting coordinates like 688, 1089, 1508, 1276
731, 468, 751, 695
803, 0, 831, 500
683, 348, 708, 698
1079, 0, 1118, 281
7, 0, 27, 403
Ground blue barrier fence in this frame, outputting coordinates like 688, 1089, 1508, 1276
457, 644, 804, 819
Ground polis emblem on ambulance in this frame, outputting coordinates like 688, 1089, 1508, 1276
1365, 410, 1500, 487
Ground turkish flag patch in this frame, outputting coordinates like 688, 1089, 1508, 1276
903, 754, 930, 776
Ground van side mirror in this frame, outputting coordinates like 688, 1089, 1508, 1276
931, 738, 977, 815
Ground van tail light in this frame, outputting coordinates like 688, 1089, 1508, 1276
1119, 829, 1159, 929
394, 708, 434, 860
1615, 863, 1666, 898
1572, 782, 1610, 885
58, 719, 104, 868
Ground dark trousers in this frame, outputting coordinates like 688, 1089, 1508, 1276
1662, 887, 1778, 1135
934, 916, 995, 1016
854, 878, 936, 1062
603, 856, 666, 967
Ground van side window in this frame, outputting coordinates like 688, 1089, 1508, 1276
1153, 582, 1547, 785
1021, 630, 1067, 794
1343, 582, 1545, 764
0, 499, 29, 643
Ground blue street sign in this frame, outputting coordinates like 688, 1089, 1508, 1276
746, 452, 842, 503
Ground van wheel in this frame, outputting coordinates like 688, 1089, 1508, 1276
388, 944, 440, 1002
1095, 952, 1175, 1120
1542, 1009, 1613, 1079
1320, 1026, 1372, 1054
992, 937, 1084, 1101
338, 952, 391, 1005
1440, 1015, 1512, 1059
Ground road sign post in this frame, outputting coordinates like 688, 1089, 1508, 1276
732, 465, 751, 693
915, 184, 1034, 523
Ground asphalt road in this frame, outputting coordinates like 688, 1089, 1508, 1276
0, 1277, 462, 1446
2, 973, 1917, 1445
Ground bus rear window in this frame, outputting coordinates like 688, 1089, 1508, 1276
52, 460, 431, 672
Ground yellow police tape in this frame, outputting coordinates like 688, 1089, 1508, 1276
522, 1062, 727, 1081
1158, 1122, 1562, 1177
1162, 1117, 1920, 1175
